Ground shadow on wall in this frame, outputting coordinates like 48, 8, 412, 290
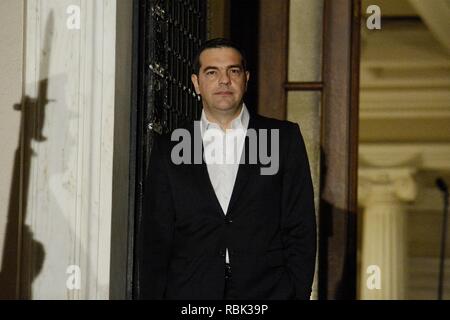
0, 71, 48, 299
0, 13, 54, 299
318, 147, 357, 300
0, 9, 93, 299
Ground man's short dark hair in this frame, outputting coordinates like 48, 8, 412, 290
192, 38, 247, 75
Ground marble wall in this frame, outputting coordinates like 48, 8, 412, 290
17, 0, 117, 299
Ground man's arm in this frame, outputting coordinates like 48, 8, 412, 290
281, 123, 317, 300
139, 135, 175, 299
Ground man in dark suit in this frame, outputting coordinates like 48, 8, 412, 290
140, 38, 316, 300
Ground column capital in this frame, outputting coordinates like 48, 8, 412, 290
358, 167, 418, 207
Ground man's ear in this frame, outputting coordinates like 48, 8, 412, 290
245, 71, 250, 91
191, 74, 201, 95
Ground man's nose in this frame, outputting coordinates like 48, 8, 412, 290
218, 71, 231, 85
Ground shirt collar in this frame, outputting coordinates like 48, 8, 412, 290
200, 103, 250, 136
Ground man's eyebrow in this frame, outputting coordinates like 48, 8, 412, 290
227, 65, 243, 69
202, 65, 243, 72
202, 66, 219, 72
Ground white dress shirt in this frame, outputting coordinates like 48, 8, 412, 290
200, 103, 250, 264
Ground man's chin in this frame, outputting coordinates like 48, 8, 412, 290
210, 102, 239, 112
215, 105, 239, 112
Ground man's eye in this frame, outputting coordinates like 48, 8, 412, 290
206, 71, 216, 76
230, 69, 241, 74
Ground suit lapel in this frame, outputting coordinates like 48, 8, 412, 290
226, 114, 260, 217
187, 120, 226, 217
186, 114, 260, 218
194, 160, 226, 217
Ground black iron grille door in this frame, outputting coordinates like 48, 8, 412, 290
147, 0, 206, 136
131, 0, 207, 299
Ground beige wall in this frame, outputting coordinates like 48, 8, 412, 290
19, 0, 117, 299
0, 0, 24, 297
1, 0, 121, 299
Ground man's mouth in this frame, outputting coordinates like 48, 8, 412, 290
214, 91, 233, 96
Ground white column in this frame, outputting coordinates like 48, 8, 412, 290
21, 0, 117, 299
359, 168, 417, 300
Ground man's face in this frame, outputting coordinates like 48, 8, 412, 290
191, 47, 250, 113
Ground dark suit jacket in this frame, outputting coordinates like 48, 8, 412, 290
140, 112, 316, 300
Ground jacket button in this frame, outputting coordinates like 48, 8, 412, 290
224, 217, 232, 224
219, 250, 225, 257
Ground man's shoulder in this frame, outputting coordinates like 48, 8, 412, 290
251, 113, 299, 132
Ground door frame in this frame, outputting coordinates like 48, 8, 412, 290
258, 0, 361, 299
